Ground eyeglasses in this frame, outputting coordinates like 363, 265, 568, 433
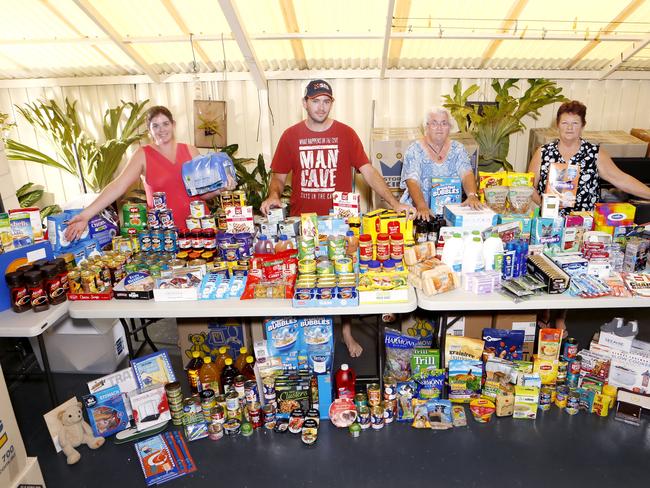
559, 121, 581, 128
427, 121, 449, 128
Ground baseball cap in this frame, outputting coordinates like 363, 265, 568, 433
304, 79, 333, 99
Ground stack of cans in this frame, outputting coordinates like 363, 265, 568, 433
354, 392, 370, 430
383, 376, 397, 424
165, 382, 184, 426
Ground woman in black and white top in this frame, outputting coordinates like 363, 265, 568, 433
529, 100, 650, 215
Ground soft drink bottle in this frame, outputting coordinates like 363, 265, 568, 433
335, 363, 356, 399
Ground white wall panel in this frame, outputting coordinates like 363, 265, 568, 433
1, 77, 648, 207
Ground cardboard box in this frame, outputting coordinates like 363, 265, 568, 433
9, 457, 45, 488
444, 204, 497, 229
528, 128, 648, 161
493, 313, 537, 360
177, 317, 249, 363
630, 128, 650, 157
446, 313, 493, 339
0, 241, 54, 312
0, 364, 28, 487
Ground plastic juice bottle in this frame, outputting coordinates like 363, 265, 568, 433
221, 358, 239, 394
441, 233, 463, 272
254, 234, 274, 254
275, 234, 295, 253
345, 230, 359, 257
214, 346, 231, 392
186, 351, 204, 394
483, 233, 504, 271
198, 356, 220, 393
234, 346, 249, 372
335, 363, 356, 399
242, 355, 256, 382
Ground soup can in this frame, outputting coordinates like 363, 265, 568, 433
370, 406, 385, 430
563, 337, 578, 360
249, 403, 263, 429
367, 383, 381, 407
539, 386, 552, 411
358, 406, 371, 429
568, 356, 582, 375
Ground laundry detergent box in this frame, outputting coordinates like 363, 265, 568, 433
429, 177, 462, 216
265, 316, 334, 373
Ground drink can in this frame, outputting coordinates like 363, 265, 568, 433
539, 386, 552, 411
190, 200, 207, 219
563, 338, 579, 360
367, 383, 381, 407
358, 406, 371, 429
370, 405, 385, 430
152, 192, 167, 210
244, 380, 259, 405
383, 376, 397, 400
147, 210, 160, 229
159, 209, 174, 229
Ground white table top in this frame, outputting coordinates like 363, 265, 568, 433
417, 288, 650, 312
0, 302, 69, 337
68, 287, 418, 319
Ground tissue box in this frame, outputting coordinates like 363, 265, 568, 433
594, 203, 636, 235
444, 204, 497, 229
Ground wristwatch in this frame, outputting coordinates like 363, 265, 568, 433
467, 192, 479, 198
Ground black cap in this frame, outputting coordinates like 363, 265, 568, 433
304, 79, 333, 99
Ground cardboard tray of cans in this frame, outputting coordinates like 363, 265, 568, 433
67, 290, 114, 301
292, 288, 359, 308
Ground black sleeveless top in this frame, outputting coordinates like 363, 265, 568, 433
537, 139, 600, 215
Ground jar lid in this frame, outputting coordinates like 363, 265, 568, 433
5, 271, 24, 287
390, 233, 403, 240
23, 270, 44, 283
376, 233, 389, 240
358, 234, 372, 242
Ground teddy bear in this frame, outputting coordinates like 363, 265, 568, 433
57, 401, 105, 465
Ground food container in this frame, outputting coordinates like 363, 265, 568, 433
469, 398, 496, 423
224, 419, 241, 436
208, 422, 224, 440
301, 419, 318, 445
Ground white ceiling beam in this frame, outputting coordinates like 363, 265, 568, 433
0, 32, 645, 45
2, 69, 650, 89
380, 0, 396, 79
600, 33, 650, 79
218, 0, 266, 90
72, 0, 161, 83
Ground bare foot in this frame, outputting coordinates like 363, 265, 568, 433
343, 334, 363, 358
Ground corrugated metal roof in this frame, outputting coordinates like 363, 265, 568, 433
0, 0, 648, 80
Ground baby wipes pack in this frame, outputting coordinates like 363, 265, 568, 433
182, 152, 237, 197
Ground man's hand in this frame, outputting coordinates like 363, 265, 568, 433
393, 202, 417, 220
260, 195, 282, 216
64, 214, 89, 242
461, 194, 483, 210
415, 205, 431, 221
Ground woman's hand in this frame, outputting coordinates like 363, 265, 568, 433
64, 214, 89, 242
415, 204, 431, 221
461, 194, 483, 210
392, 202, 417, 220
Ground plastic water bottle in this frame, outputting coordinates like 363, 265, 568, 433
335, 364, 356, 399
462, 237, 484, 274
483, 233, 504, 271
441, 233, 464, 272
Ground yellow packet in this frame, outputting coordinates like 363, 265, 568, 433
506, 172, 534, 187
478, 171, 506, 202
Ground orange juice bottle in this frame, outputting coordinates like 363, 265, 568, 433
234, 347, 249, 372
241, 355, 256, 382
198, 356, 220, 393
214, 346, 231, 389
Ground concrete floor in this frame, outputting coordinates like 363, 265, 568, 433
3, 308, 650, 488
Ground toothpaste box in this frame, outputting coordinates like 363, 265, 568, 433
429, 177, 462, 216
444, 204, 497, 230
550, 254, 588, 276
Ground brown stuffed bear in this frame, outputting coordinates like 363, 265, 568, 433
57, 401, 105, 464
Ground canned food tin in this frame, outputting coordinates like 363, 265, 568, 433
226, 391, 240, 410
370, 406, 385, 430
186, 218, 201, 230
208, 422, 224, 440
354, 393, 368, 410
334, 257, 353, 274
163, 229, 177, 252
226, 407, 242, 421
566, 371, 580, 388
298, 259, 316, 274
539, 386, 552, 411
150, 230, 164, 252
200, 217, 217, 230
220, 192, 233, 208
367, 383, 381, 407
563, 337, 578, 360
234, 375, 246, 399
263, 377, 275, 398
557, 360, 568, 384
383, 399, 396, 423
200, 389, 216, 417
215, 394, 227, 411
139, 230, 152, 252
232, 190, 247, 207
224, 419, 241, 436
190, 200, 207, 219
244, 380, 259, 405
165, 382, 182, 399
358, 406, 371, 429
152, 192, 167, 210
555, 386, 569, 409
263, 403, 277, 428
568, 356, 581, 375
383, 377, 397, 400
566, 391, 580, 415
147, 210, 160, 229
210, 405, 225, 424
249, 405, 262, 429
159, 209, 174, 229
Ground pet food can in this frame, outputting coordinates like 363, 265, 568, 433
566, 391, 580, 415
152, 192, 167, 210
208, 422, 224, 441
263, 404, 276, 429
210, 405, 225, 424
383, 376, 397, 400
159, 209, 174, 229
226, 391, 240, 411
539, 386, 552, 411
244, 381, 259, 406
370, 406, 385, 430
190, 200, 207, 219
358, 406, 371, 430
367, 383, 381, 407
354, 393, 368, 410
147, 209, 160, 229
563, 337, 578, 360
555, 385, 569, 408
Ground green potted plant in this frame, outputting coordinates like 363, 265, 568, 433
443, 79, 567, 172
5, 98, 149, 193
15, 182, 61, 219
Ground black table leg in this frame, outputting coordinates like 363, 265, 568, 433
141, 319, 158, 353
376, 315, 384, 391
37, 334, 59, 406
120, 318, 135, 360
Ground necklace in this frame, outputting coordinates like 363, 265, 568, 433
426, 140, 446, 162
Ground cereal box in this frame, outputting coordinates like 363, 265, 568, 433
429, 177, 462, 216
